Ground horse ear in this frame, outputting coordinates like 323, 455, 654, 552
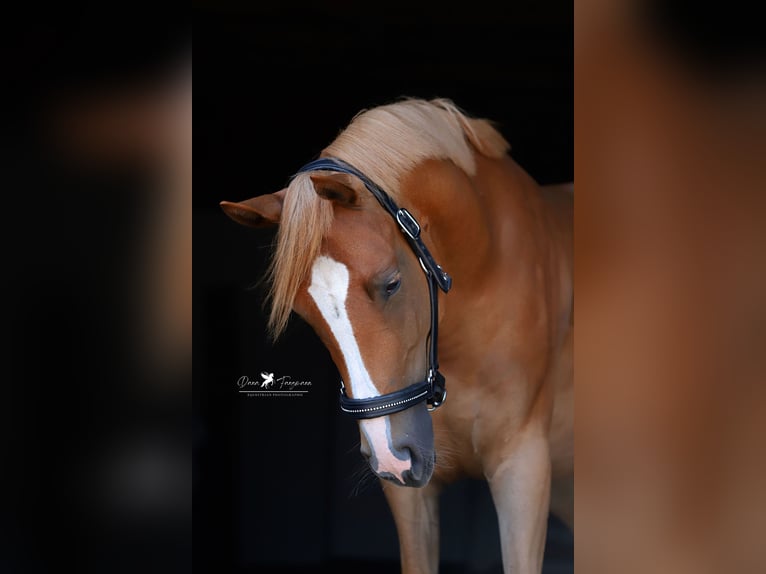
309, 172, 361, 207
220, 189, 286, 228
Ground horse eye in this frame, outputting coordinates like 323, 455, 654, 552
384, 277, 401, 297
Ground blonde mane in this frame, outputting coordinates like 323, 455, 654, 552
267, 98, 509, 338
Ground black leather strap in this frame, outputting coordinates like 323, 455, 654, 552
296, 158, 452, 293
339, 381, 430, 419
294, 156, 450, 418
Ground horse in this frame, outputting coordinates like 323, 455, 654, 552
221, 98, 573, 574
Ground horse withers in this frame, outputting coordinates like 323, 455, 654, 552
221, 99, 573, 574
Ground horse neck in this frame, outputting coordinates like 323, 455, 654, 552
407, 154, 548, 289
406, 155, 563, 366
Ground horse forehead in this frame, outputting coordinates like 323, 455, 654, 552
321, 210, 399, 276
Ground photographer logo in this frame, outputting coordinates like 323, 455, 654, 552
236, 372, 312, 398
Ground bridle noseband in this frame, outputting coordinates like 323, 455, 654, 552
295, 157, 452, 419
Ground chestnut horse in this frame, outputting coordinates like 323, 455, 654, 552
221, 99, 573, 574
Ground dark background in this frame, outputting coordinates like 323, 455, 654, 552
195, 3, 573, 573
2, 13, 191, 574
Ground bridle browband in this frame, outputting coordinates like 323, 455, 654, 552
294, 157, 452, 419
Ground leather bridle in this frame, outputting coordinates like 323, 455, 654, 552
294, 157, 452, 419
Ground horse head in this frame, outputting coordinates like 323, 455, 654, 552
221, 99, 508, 487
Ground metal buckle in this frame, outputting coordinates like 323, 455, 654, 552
427, 388, 447, 411
396, 209, 421, 240
426, 369, 447, 411
426, 369, 435, 385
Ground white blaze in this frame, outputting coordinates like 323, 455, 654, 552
308, 255, 411, 482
